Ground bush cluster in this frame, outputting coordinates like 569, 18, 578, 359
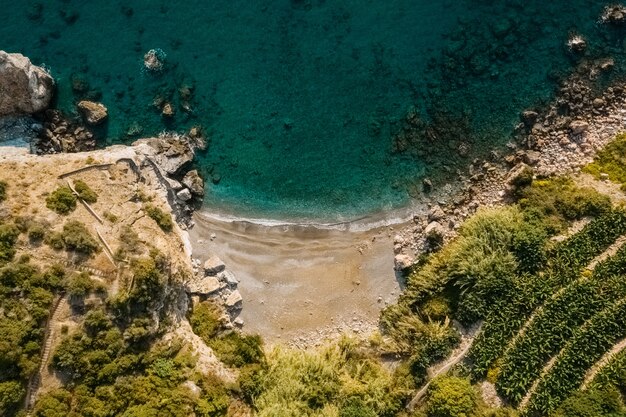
61, 221, 100, 255
46, 186, 77, 215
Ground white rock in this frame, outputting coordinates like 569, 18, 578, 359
218, 270, 239, 286
394, 254, 413, 270
187, 275, 221, 295
177, 188, 192, 201
225, 290, 243, 308
203, 255, 225, 275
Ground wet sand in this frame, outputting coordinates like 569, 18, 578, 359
188, 212, 405, 346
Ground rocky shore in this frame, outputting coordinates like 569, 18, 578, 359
392, 56, 626, 268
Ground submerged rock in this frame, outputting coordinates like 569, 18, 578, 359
77, 100, 108, 125
182, 170, 204, 196
600, 5, 626, 25
0, 51, 54, 116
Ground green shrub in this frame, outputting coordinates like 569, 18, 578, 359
426, 376, 477, 417
65, 272, 94, 299
73, 180, 98, 203
61, 221, 99, 255
46, 186, 77, 215
115, 226, 142, 260
517, 177, 611, 234
0, 380, 24, 416
339, 397, 377, 417
45, 231, 65, 250
28, 223, 46, 243
144, 204, 173, 232
0, 181, 7, 202
0, 223, 19, 263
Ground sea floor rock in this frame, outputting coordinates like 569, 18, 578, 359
77, 100, 108, 125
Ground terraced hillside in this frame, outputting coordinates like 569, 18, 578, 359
385, 164, 626, 415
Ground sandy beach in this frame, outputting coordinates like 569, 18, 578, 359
188, 212, 405, 347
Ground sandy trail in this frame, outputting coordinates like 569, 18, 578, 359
189, 212, 404, 346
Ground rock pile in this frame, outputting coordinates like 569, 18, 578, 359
187, 255, 243, 326
34, 109, 95, 154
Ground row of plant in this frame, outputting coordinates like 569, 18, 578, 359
586, 344, 626, 393
468, 209, 626, 377
495, 242, 626, 404
525, 296, 626, 416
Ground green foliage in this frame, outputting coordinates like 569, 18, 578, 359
526, 297, 626, 415
583, 132, 626, 190
0, 180, 7, 202
46, 186, 77, 215
44, 231, 65, 250
73, 179, 98, 203
254, 340, 411, 417
517, 177, 611, 234
339, 397, 377, 417
0, 260, 66, 417
190, 301, 265, 368
65, 271, 94, 299
0, 380, 25, 416
144, 204, 174, 232
61, 220, 99, 255
115, 225, 142, 261
425, 376, 478, 417
588, 347, 626, 395
551, 386, 626, 417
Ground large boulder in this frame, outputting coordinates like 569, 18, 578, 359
77, 100, 108, 125
182, 169, 204, 196
0, 51, 54, 116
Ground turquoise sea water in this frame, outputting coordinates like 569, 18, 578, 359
1, 1, 624, 220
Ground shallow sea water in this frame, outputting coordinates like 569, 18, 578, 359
0, 0, 623, 220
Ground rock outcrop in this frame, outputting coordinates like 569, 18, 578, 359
182, 170, 204, 196
134, 136, 195, 175
0, 51, 54, 116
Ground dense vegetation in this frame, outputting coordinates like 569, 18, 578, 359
0, 214, 68, 416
